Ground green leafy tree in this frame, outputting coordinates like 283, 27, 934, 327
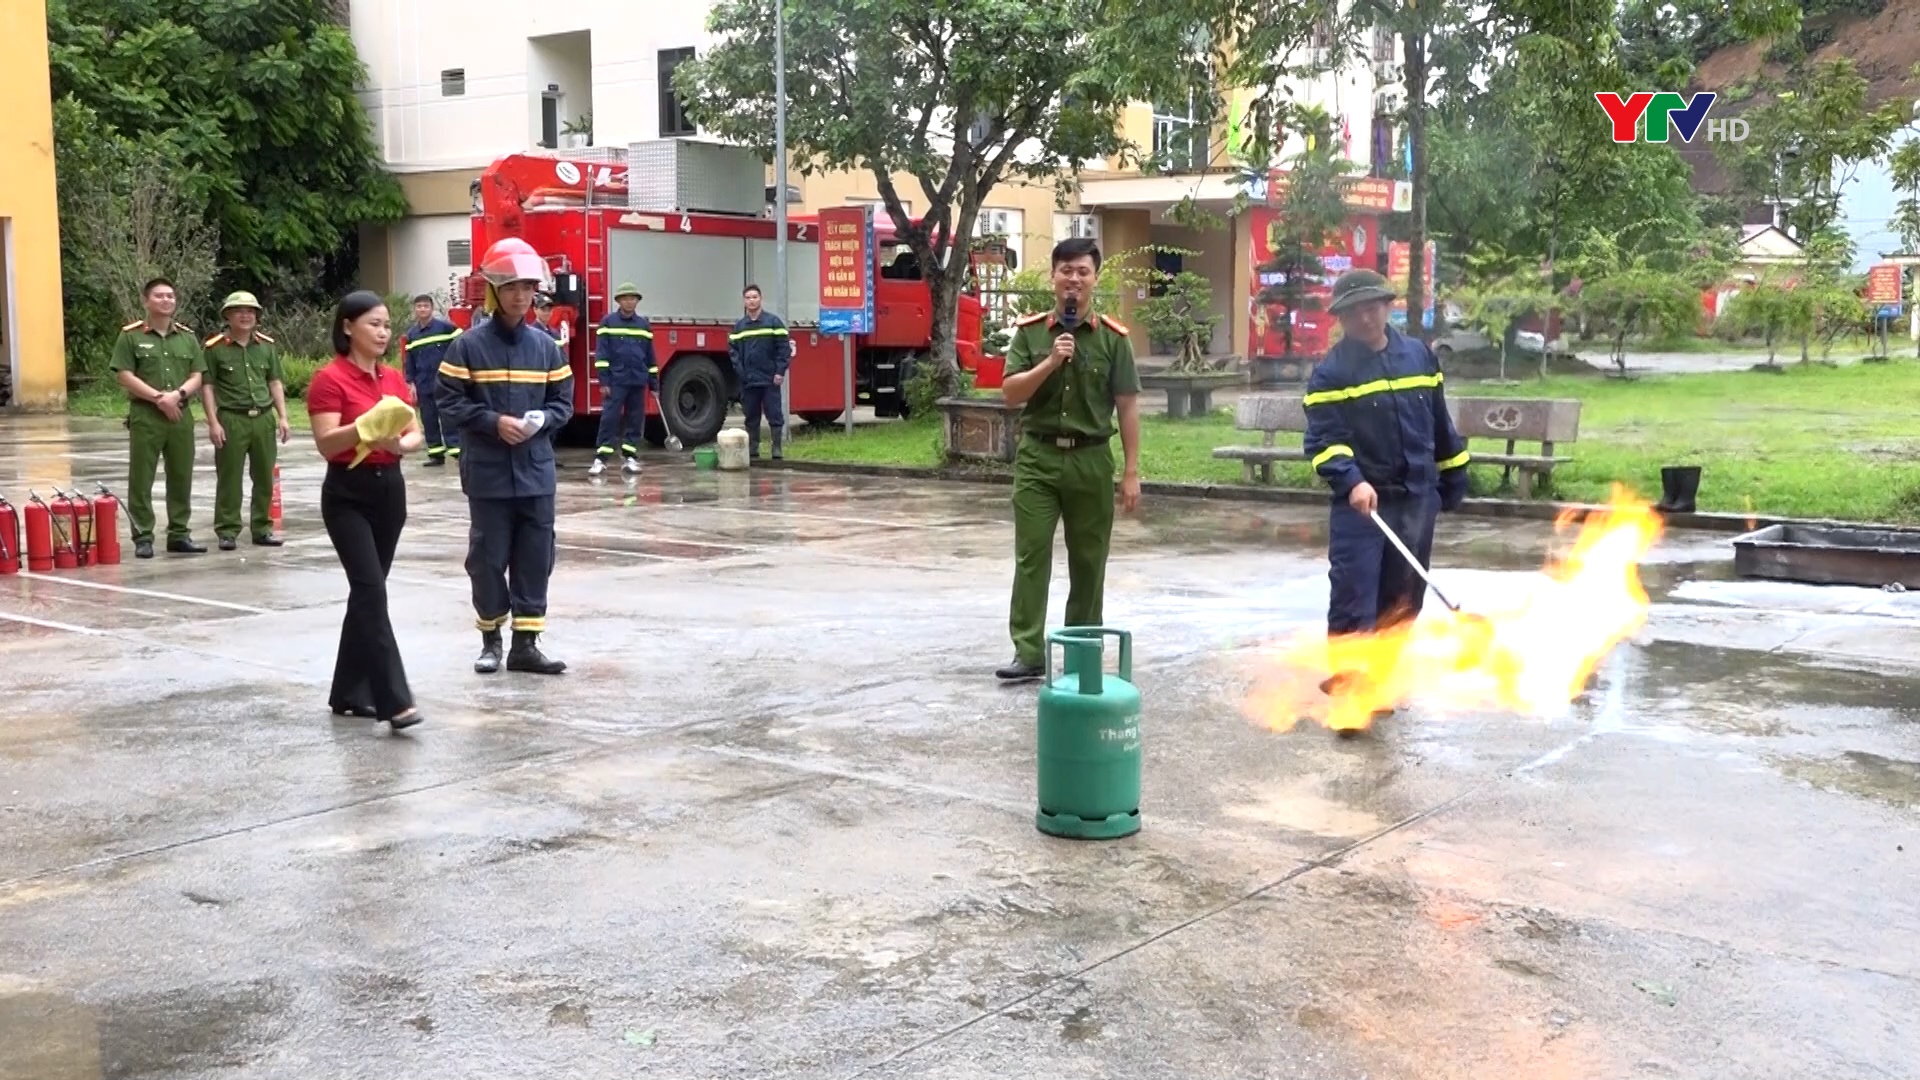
1715, 58, 1913, 242
1718, 268, 1806, 365
1455, 255, 1555, 380
678, 0, 1211, 394
1891, 135, 1920, 255
1568, 226, 1719, 372
1129, 255, 1222, 372
1252, 106, 1352, 361
47, 0, 406, 290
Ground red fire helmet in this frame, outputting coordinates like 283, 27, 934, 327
478, 237, 549, 288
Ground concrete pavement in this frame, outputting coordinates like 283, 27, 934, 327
1, 414, 1916, 1079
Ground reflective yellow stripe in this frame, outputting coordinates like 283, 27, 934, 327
600, 327, 653, 338
548, 366, 573, 382
409, 331, 461, 348
513, 616, 545, 632
648, 365, 659, 375
465, 368, 571, 384
594, 360, 611, 369
438, 362, 472, 379
1311, 444, 1354, 469
1302, 373, 1443, 407
476, 614, 509, 631
730, 327, 788, 341
1439, 449, 1471, 470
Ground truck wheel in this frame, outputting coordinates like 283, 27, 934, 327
661, 355, 729, 446
800, 410, 844, 427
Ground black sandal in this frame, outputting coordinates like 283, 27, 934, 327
331, 703, 377, 718
386, 709, 424, 732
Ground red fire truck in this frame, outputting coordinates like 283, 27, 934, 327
449, 142, 997, 447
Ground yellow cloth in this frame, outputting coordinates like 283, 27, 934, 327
349, 395, 416, 467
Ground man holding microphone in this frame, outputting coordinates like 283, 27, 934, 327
992, 237, 1142, 682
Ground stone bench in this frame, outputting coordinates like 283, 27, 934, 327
1448, 397, 1581, 499
1138, 370, 1243, 419
1210, 394, 1310, 483
1211, 392, 1582, 496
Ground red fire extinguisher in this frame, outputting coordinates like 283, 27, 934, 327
23, 491, 55, 572
0, 492, 19, 576
54, 486, 96, 567
92, 483, 123, 566
45, 489, 81, 570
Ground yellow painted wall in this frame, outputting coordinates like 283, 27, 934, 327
1, 0, 67, 409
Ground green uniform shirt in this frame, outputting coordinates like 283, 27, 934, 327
109, 321, 205, 410
203, 330, 284, 412
1003, 310, 1141, 439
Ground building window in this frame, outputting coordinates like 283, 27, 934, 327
1054, 213, 1098, 241
447, 239, 472, 267
1372, 25, 1396, 63
1153, 92, 1206, 173
658, 48, 697, 137
441, 68, 466, 96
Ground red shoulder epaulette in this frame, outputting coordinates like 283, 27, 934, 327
122, 320, 146, 332
203, 333, 226, 348
1013, 312, 1050, 326
254, 331, 275, 344
1099, 315, 1129, 335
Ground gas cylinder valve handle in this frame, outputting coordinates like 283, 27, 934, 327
1045, 626, 1133, 693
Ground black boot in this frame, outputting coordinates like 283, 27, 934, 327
474, 629, 504, 674
1655, 466, 1700, 515
507, 631, 567, 675
771, 426, 784, 460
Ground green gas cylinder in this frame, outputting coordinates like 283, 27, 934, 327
1035, 627, 1142, 840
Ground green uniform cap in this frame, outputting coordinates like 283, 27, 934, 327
220, 290, 263, 312
613, 282, 642, 300
1327, 269, 1396, 314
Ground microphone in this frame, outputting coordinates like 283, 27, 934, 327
1061, 296, 1079, 329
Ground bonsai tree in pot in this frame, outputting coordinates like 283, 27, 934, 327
1134, 258, 1222, 373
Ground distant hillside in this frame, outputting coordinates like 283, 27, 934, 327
1678, 0, 1919, 209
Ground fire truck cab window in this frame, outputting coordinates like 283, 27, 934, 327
881, 245, 921, 281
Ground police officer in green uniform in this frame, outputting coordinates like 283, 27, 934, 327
201, 291, 290, 550
110, 277, 207, 558
995, 237, 1143, 681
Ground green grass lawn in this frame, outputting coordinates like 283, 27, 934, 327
783, 361, 1920, 523
66, 379, 316, 428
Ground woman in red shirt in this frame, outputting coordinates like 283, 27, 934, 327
307, 290, 427, 731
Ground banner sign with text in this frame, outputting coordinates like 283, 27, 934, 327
818, 206, 875, 335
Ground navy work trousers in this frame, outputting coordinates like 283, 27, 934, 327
415, 379, 459, 458
1327, 488, 1439, 636
466, 495, 556, 634
595, 384, 647, 458
741, 384, 784, 455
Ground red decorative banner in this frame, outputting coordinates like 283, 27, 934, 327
818, 207, 871, 309
1866, 263, 1904, 305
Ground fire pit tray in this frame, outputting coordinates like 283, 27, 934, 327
1732, 523, 1920, 589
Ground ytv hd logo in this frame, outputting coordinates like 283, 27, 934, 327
1595, 92, 1749, 144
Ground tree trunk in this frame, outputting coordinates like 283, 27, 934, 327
923, 250, 964, 395
1404, 28, 1430, 342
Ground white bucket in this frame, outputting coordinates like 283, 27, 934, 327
716, 428, 749, 471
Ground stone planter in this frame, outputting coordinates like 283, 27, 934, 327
938, 395, 1023, 463
1251, 355, 1315, 386
1139, 370, 1244, 419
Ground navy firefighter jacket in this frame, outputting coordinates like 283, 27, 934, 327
594, 310, 658, 389
435, 316, 575, 499
729, 312, 791, 388
1302, 326, 1471, 505
401, 317, 462, 385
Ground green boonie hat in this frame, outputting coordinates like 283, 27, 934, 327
1327, 269, 1396, 314
613, 281, 642, 300
220, 290, 262, 312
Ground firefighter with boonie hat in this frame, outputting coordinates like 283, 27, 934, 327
589, 281, 657, 477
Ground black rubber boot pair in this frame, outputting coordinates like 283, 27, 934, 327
1654, 466, 1700, 515
474, 629, 566, 675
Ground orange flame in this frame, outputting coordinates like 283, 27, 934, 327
1245, 485, 1665, 734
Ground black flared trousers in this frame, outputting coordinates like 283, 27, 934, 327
321, 462, 414, 720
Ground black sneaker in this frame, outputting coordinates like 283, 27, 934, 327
167, 538, 207, 554
218, 537, 238, 551
995, 657, 1044, 681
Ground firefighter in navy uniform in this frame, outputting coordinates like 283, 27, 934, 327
588, 281, 658, 477
401, 294, 463, 466
1302, 269, 1472, 710
728, 284, 791, 460
436, 237, 574, 676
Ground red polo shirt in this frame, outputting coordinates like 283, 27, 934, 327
306, 356, 416, 466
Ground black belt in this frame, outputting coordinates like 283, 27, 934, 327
1026, 432, 1109, 451
234, 407, 265, 417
